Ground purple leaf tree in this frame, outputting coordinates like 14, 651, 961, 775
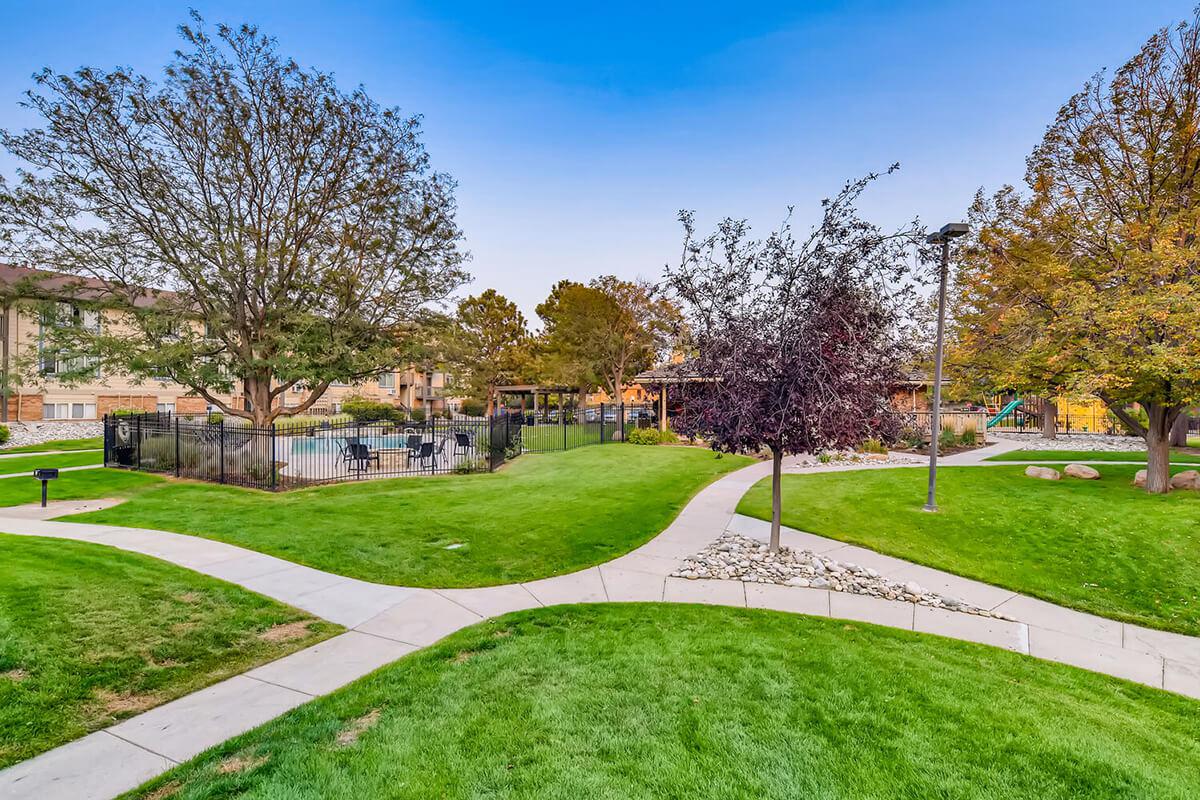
666, 169, 921, 551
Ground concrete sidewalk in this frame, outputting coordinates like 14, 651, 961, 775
2, 442, 1197, 799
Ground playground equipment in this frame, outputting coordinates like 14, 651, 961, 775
986, 398, 1022, 429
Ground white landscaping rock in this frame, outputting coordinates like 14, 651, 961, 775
1063, 464, 1101, 480
991, 432, 1146, 452
1134, 469, 1147, 488
1024, 465, 1061, 481
2, 421, 101, 451
671, 533, 1009, 619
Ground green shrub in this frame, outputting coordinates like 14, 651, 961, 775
460, 399, 486, 417
110, 408, 140, 417
206, 412, 224, 425
342, 397, 401, 423
959, 425, 978, 446
860, 437, 887, 454
938, 428, 958, 449
659, 428, 679, 444
0, 424, 9, 445
817, 452, 833, 464
408, 408, 426, 423
627, 427, 662, 446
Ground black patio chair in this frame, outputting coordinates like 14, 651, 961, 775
405, 434, 424, 465
453, 431, 474, 458
417, 440, 436, 471
339, 438, 380, 473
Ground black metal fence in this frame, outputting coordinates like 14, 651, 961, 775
103, 403, 657, 491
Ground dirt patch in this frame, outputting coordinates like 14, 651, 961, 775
175, 591, 204, 604
492, 628, 513, 639
143, 780, 181, 800
170, 621, 200, 635
1, 669, 28, 682
257, 620, 314, 643
217, 753, 269, 774
336, 708, 381, 747
452, 650, 478, 664
94, 688, 158, 715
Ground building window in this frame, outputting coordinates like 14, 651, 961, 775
378, 372, 395, 389
38, 303, 101, 378
44, 402, 96, 420
157, 402, 175, 414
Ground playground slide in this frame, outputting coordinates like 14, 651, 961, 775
986, 398, 1023, 428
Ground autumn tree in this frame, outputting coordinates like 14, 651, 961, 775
667, 171, 917, 551
0, 15, 467, 426
536, 276, 676, 403
953, 12, 1200, 493
445, 290, 530, 414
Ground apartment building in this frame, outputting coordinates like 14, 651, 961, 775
0, 265, 457, 422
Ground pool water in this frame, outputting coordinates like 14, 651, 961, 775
289, 433, 414, 456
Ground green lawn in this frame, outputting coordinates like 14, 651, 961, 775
0, 534, 339, 768
0, 436, 103, 454
68, 445, 753, 588
0, 450, 103, 476
0, 467, 161, 508
986, 448, 1200, 464
125, 604, 1200, 800
739, 464, 1200, 635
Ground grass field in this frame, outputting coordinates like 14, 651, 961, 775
0, 451, 103, 476
126, 604, 1200, 800
738, 464, 1200, 635
985, 448, 1200, 464
0, 534, 339, 768
0, 436, 103, 454
0, 468, 161, 508
67, 445, 753, 588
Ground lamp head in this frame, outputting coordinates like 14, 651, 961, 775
926, 222, 970, 244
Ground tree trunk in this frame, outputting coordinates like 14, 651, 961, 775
1169, 412, 1189, 447
1041, 398, 1057, 440
486, 387, 495, 417
1143, 403, 1177, 494
769, 447, 782, 553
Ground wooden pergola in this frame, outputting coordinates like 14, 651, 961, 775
632, 361, 713, 432
495, 384, 583, 416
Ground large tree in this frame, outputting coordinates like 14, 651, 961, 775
953, 12, 1200, 493
0, 15, 467, 426
445, 290, 530, 415
536, 276, 677, 402
667, 171, 917, 551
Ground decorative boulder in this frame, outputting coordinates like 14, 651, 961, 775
1133, 469, 1147, 487
1170, 470, 1200, 490
1064, 464, 1101, 480
1024, 465, 1061, 481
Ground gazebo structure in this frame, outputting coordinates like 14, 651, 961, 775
632, 361, 712, 432
495, 384, 585, 418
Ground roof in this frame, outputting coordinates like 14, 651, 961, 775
0, 264, 174, 309
633, 360, 714, 385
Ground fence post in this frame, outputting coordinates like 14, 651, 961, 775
599, 402, 605, 443
562, 405, 567, 451
620, 403, 625, 442
174, 416, 180, 478
218, 418, 225, 484
270, 422, 277, 490
135, 414, 142, 469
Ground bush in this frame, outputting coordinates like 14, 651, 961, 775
341, 397, 401, 423
938, 427, 958, 449
460, 399, 486, 417
960, 425, 978, 446
627, 427, 662, 445
0, 424, 10, 445
659, 428, 679, 444
207, 412, 224, 425
408, 408, 426, 423
110, 408, 140, 417
860, 437, 887, 454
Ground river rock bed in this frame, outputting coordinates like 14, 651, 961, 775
991, 432, 1147, 452
673, 533, 1011, 619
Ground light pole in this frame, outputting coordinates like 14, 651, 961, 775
923, 222, 969, 512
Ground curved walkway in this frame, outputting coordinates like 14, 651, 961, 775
2, 441, 1199, 799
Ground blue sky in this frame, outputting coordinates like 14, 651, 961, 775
0, 0, 1187, 319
